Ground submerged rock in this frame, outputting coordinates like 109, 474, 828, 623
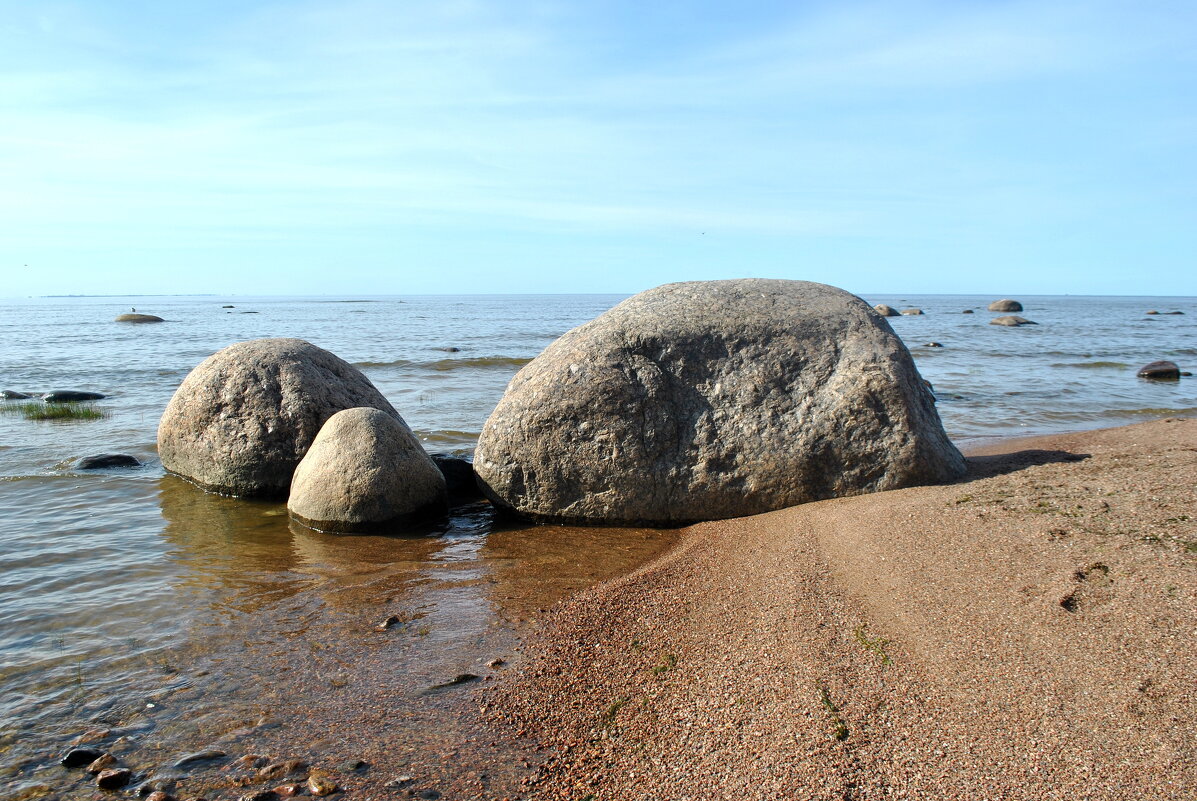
77, 454, 141, 470
61, 747, 104, 768
990, 316, 1037, 326
173, 749, 227, 768
1137, 360, 1181, 380
962, 309, 974, 314
900, 308, 923, 315
288, 407, 447, 532
988, 299, 1023, 312
475, 279, 965, 525
44, 390, 105, 402
96, 768, 132, 789
873, 304, 898, 317
2, 389, 32, 399
115, 313, 165, 323
158, 339, 403, 498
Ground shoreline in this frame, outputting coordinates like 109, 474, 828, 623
476, 416, 1197, 800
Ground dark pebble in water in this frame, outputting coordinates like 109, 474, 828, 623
173, 749, 227, 768
2, 389, 32, 399
43, 390, 106, 402
435, 346, 461, 352
418, 790, 442, 800
77, 454, 141, 470
239, 792, 278, 801
425, 673, 481, 692
376, 615, 401, 631
61, 747, 104, 767
96, 768, 132, 789
338, 759, 369, 772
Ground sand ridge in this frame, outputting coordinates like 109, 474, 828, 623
480, 417, 1197, 800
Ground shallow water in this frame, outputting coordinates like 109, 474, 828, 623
0, 292, 1194, 798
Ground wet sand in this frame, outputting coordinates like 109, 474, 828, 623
481, 417, 1197, 800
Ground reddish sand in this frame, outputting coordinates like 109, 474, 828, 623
481, 418, 1197, 800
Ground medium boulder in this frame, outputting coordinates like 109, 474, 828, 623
988, 299, 1023, 312
158, 338, 404, 498
1137, 360, 1181, 380
2, 389, 32, 399
115, 313, 164, 323
989, 315, 1037, 326
288, 408, 447, 532
43, 390, 105, 401
77, 454, 141, 470
900, 308, 923, 315
873, 304, 898, 317
474, 279, 965, 525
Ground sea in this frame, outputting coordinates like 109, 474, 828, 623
1, 292, 1194, 799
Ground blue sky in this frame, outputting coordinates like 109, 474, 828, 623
2, 0, 1194, 296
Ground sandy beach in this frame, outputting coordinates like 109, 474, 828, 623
480, 417, 1197, 800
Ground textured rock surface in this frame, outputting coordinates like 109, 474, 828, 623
1137, 360, 1180, 380
988, 299, 1023, 312
989, 315, 1037, 326
158, 338, 404, 498
873, 304, 898, 317
475, 279, 965, 525
288, 407, 447, 532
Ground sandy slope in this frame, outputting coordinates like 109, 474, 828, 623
481, 417, 1197, 800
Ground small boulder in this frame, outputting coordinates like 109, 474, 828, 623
988, 299, 1023, 312
989, 316, 1037, 327
77, 454, 141, 470
222, 305, 235, 309
115, 313, 165, 323
2, 389, 32, 399
899, 308, 923, 315
1165, 310, 1186, 315
61, 747, 104, 768
1137, 361, 1181, 380
44, 390, 105, 402
430, 454, 483, 504
158, 339, 404, 498
1146, 310, 1160, 315
307, 772, 339, 797
288, 407, 447, 532
924, 342, 944, 348
962, 309, 974, 314
86, 753, 117, 774
873, 304, 898, 317
474, 279, 964, 525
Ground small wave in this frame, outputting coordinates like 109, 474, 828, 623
1050, 361, 1130, 369
355, 356, 531, 371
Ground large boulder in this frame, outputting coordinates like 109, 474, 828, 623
474, 279, 966, 526
288, 408, 447, 532
873, 304, 898, 317
988, 299, 1022, 312
158, 338, 404, 498
1137, 360, 1180, 380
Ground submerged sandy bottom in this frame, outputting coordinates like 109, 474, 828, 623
481, 417, 1197, 800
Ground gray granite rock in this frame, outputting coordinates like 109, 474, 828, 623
158, 338, 403, 498
288, 408, 447, 532
873, 304, 898, 317
987, 299, 1022, 312
474, 279, 965, 525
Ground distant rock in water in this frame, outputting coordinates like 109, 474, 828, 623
873, 304, 898, 317
115, 313, 164, 323
222, 305, 235, 308
288, 408, 447, 533
435, 346, 462, 352
1165, 310, 1185, 315
474, 279, 965, 526
900, 308, 923, 315
924, 342, 944, 348
962, 309, 974, 314
990, 316, 1037, 327
158, 338, 404, 498
77, 454, 141, 470
988, 299, 1023, 312
1137, 360, 1181, 380
1146, 310, 1160, 315
43, 390, 105, 401
2, 389, 32, 399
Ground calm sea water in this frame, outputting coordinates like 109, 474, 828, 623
1, 292, 1194, 799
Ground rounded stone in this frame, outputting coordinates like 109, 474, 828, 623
989, 315, 1037, 326
288, 407, 447, 532
115, 313, 165, 323
899, 308, 923, 315
988, 299, 1023, 312
1137, 360, 1181, 380
474, 279, 965, 526
158, 338, 404, 498
873, 304, 898, 317
77, 454, 141, 470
